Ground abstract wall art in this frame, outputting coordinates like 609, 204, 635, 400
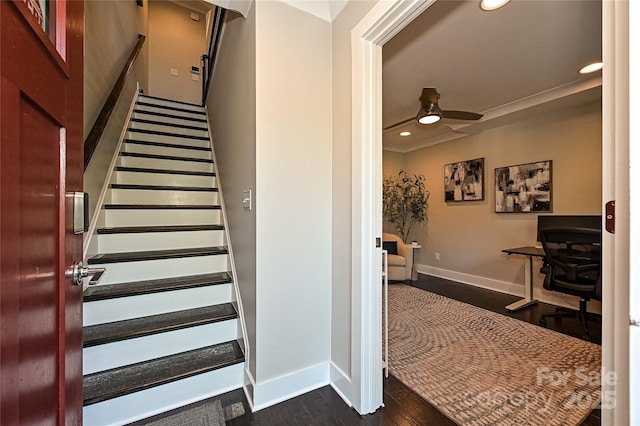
495, 160, 552, 213
444, 158, 484, 202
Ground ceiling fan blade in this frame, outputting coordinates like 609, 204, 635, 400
442, 110, 483, 120
383, 116, 416, 131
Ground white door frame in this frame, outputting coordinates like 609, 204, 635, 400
352, 0, 632, 420
350, 0, 434, 414
602, 1, 631, 425
629, 2, 639, 424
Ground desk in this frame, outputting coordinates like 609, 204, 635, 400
502, 246, 545, 311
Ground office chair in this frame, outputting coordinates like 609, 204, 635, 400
539, 228, 602, 340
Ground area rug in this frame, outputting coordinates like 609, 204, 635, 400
131, 397, 245, 426
387, 284, 602, 426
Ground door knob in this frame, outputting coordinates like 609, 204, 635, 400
71, 261, 106, 286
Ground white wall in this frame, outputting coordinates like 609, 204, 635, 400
148, 1, 207, 104
253, 0, 332, 402
207, 6, 257, 380
385, 100, 602, 311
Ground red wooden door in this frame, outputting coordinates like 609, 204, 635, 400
1, 1, 84, 424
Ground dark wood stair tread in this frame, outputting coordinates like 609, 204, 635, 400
125, 139, 211, 152
115, 166, 215, 177
127, 128, 209, 141
104, 204, 221, 210
84, 272, 233, 302
88, 246, 228, 264
134, 109, 207, 123
110, 183, 218, 192
83, 304, 238, 347
136, 101, 205, 116
130, 118, 207, 132
120, 151, 213, 163
139, 95, 203, 108
97, 224, 224, 234
83, 340, 244, 406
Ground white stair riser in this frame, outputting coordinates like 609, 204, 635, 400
83, 319, 238, 375
129, 121, 209, 138
126, 131, 211, 149
118, 156, 213, 172
84, 283, 233, 325
105, 209, 221, 227
107, 188, 218, 205
98, 230, 224, 253
135, 105, 205, 121
83, 363, 244, 426
133, 112, 207, 128
91, 254, 228, 286
123, 142, 212, 160
139, 97, 204, 113
114, 171, 216, 187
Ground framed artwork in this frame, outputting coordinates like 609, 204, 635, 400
444, 158, 484, 202
495, 160, 552, 213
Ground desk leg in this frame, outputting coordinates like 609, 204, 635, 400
505, 255, 538, 311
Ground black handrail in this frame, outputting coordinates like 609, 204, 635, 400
84, 34, 146, 170
201, 7, 226, 106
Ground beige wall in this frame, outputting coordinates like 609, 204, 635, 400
207, 5, 258, 380
254, 0, 332, 388
148, 1, 207, 104
384, 100, 602, 307
207, 0, 332, 408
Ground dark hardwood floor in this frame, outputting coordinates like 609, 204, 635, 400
207, 274, 602, 425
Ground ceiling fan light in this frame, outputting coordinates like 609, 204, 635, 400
480, 0, 510, 11
418, 114, 441, 125
417, 102, 442, 125
579, 61, 603, 74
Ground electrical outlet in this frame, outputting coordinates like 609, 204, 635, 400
435, 252, 440, 261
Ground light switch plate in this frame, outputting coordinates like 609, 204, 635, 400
242, 190, 252, 210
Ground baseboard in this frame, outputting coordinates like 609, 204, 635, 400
251, 362, 330, 412
329, 362, 353, 408
416, 264, 602, 315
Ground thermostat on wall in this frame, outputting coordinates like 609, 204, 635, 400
190, 12, 200, 22
190, 66, 200, 74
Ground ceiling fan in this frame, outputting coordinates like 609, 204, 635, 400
384, 88, 483, 131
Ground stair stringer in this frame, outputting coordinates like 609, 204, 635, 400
203, 110, 251, 403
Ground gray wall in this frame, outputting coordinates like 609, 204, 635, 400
83, 0, 148, 235
207, 4, 258, 379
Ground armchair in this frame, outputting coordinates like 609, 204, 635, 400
382, 233, 414, 282
539, 227, 602, 339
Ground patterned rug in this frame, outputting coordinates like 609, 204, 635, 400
388, 284, 602, 426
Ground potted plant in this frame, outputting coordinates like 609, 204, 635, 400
383, 170, 430, 243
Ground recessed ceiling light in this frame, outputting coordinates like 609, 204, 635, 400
579, 62, 603, 74
480, 0, 510, 11
400, 131, 411, 137
418, 115, 441, 125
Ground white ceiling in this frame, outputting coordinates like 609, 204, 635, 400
382, 0, 602, 152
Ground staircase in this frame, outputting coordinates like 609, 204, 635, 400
83, 95, 245, 425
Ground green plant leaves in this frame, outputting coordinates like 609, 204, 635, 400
383, 170, 430, 243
